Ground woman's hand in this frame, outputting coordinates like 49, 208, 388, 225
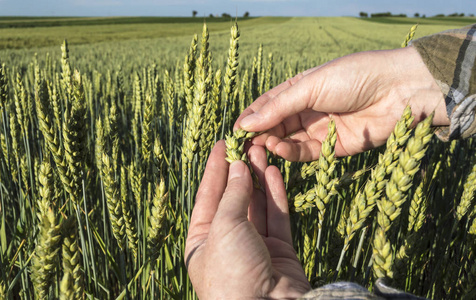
235, 46, 449, 162
185, 141, 310, 299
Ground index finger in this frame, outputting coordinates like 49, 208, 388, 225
238, 72, 318, 133
233, 70, 311, 131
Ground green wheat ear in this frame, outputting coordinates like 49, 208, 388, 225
101, 153, 126, 250
373, 112, 434, 279
31, 161, 61, 299
225, 129, 256, 164
121, 165, 138, 259
60, 218, 83, 300
224, 129, 262, 188
294, 118, 338, 214
148, 178, 168, 262
402, 24, 418, 48
456, 160, 476, 221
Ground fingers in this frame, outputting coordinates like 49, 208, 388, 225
265, 165, 293, 246
247, 145, 268, 236
187, 141, 228, 242
215, 160, 253, 222
247, 145, 268, 187
239, 73, 318, 132
273, 139, 323, 162
234, 65, 323, 131
233, 72, 306, 131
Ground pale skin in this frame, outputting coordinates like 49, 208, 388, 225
185, 46, 450, 299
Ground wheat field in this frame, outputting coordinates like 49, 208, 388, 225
0, 16, 475, 299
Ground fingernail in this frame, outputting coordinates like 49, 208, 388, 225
240, 113, 261, 130
229, 161, 245, 180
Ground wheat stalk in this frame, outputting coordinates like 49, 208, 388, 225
264, 53, 274, 93
401, 24, 418, 48
60, 218, 83, 300
407, 178, 427, 233
456, 160, 476, 221
182, 24, 212, 181
184, 34, 198, 115
373, 113, 434, 279
142, 89, 154, 172
256, 44, 264, 94
121, 165, 138, 259
60, 40, 72, 100
130, 159, 143, 213
0, 63, 8, 111
100, 153, 126, 250
62, 70, 86, 204
31, 160, 61, 299
340, 106, 414, 249
294, 119, 338, 215
223, 23, 240, 127
148, 178, 168, 262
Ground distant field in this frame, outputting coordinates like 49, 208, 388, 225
0, 16, 474, 51
0, 16, 290, 49
361, 16, 476, 26
0, 16, 257, 28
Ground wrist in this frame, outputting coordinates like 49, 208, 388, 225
392, 46, 449, 127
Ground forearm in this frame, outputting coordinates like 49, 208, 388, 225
411, 24, 476, 140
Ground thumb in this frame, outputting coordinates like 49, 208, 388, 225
216, 161, 253, 219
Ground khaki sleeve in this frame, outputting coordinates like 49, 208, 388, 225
411, 24, 476, 141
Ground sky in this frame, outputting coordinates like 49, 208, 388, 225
0, 0, 475, 18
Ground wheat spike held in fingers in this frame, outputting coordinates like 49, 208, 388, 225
225, 128, 256, 163
225, 129, 261, 188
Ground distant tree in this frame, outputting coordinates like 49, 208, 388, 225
222, 13, 231, 18
371, 12, 392, 18
460, 13, 465, 17
192, 10, 198, 17
470, 14, 475, 17
422, 14, 426, 18
414, 12, 420, 17
359, 12, 368, 18
244, 11, 250, 18
434, 14, 445, 17
209, 14, 214, 18
448, 12, 459, 17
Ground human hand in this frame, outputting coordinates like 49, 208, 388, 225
235, 46, 450, 162
185, 141, 310, 299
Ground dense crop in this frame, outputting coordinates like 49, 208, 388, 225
0, 17, 475, 299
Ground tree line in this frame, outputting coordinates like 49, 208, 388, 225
192, 10, 250, 18
359, 12, 474, 18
